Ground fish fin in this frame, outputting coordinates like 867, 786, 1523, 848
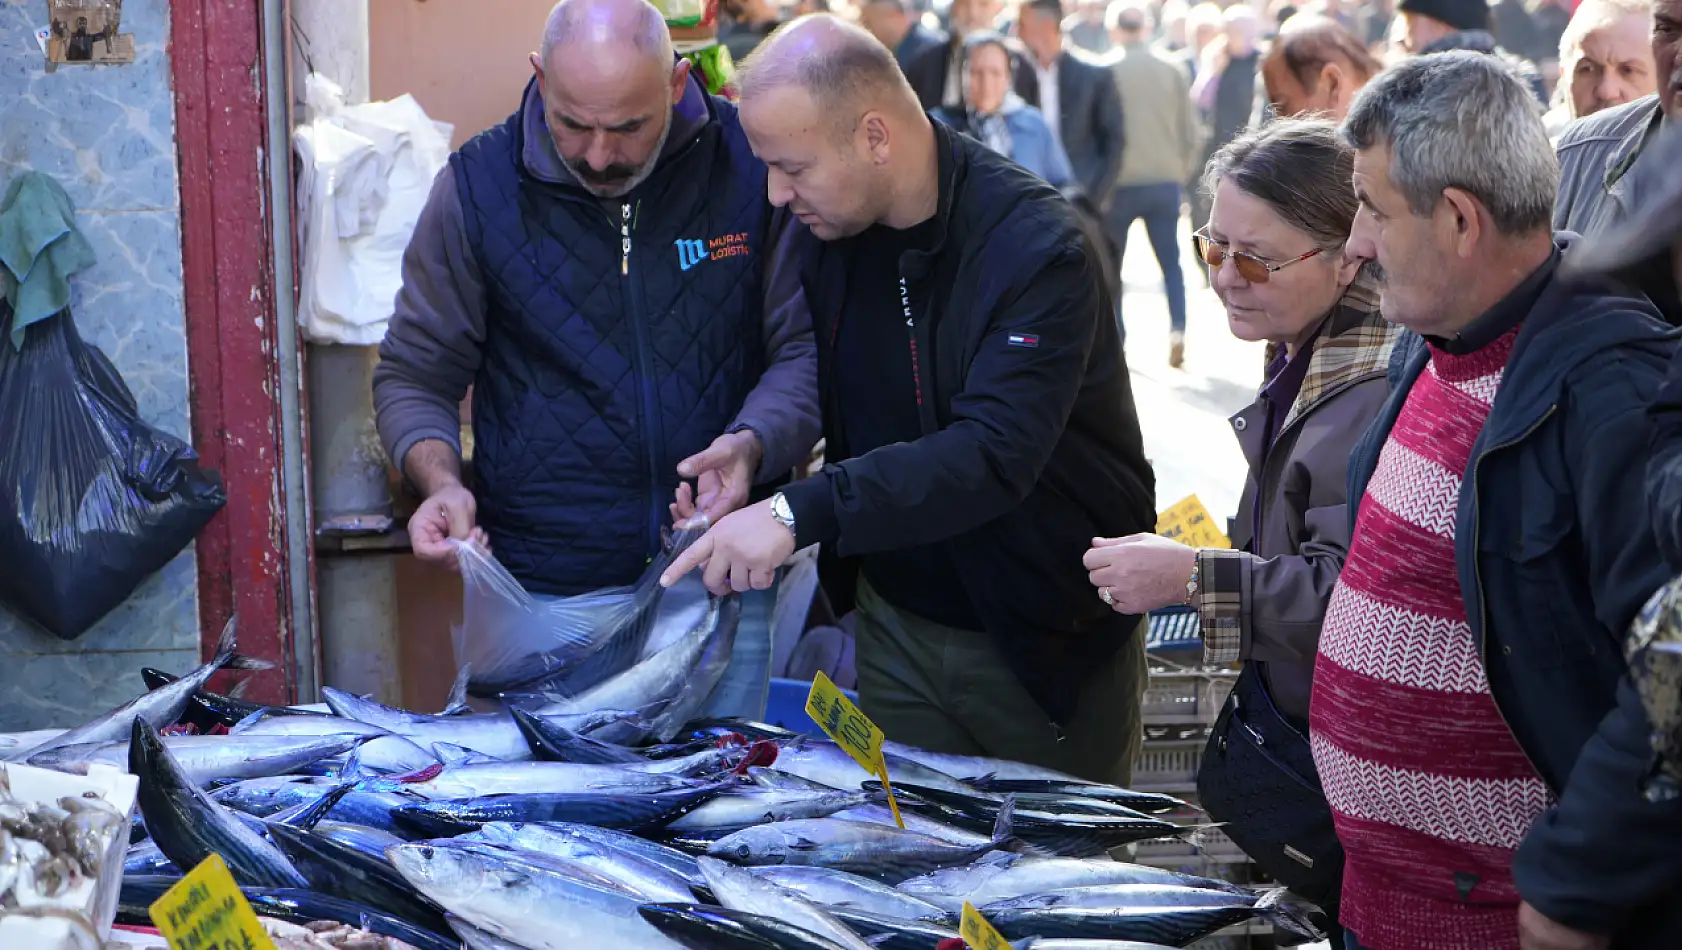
990, 793, 1017, 843
969, 771, 997, 786
1000, 839, 1056, 858
440, 665, 473, 716
789, 836, 821, 851
866, 937, 899, 949
141, 667, 179, 690
338, 743, 371, 783
431, 742, 484, 768
228, 709, 270, 735
974, 850, 1021, 868
221, 654, 275, 673
224, 678, 253, 700
269, 781, 356, 830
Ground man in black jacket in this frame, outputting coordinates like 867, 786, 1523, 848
664, 14, 1157, 783
1014, 0, 1125, 208
1565, 123, 1682, 570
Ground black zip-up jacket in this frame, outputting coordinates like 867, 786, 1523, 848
780, 120, 1156, 725
1347, 239, 1682, 943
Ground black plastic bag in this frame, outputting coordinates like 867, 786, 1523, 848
0, 301, 226, 639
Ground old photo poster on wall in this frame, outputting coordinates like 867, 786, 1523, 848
47, 0, 134, 65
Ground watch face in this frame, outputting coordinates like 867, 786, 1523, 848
773, 495, 792, 521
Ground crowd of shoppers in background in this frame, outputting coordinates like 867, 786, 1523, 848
721, 0, 1643, 370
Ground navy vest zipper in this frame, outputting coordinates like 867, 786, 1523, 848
620, 199, 668, 553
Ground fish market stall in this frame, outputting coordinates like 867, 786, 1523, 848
0, 528, 1321, 950
6, 672, 1323, 950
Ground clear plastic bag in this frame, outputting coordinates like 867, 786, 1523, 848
449, 520, 710, 698
532, 584, 743, 745
0, 303, 226, 639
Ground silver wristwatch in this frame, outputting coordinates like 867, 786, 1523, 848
770, 492, 797, 540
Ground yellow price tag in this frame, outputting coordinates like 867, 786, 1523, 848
805, 671, 904, 829
960, 901, 1012, 950
1156, 493, 1230, 549
149, 853, 278, 950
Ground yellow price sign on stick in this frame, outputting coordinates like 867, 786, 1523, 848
1157, 493, 1230, 549
150, 853, 277, 950
806, 671, 905, 829
960, 901, 1013, 950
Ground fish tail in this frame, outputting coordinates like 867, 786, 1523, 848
221, 654, 275, 673
209, 615, 239, 665
1255, 887, 1324, 941
440, 664, 473, 715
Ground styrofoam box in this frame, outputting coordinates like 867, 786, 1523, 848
0, 761, 140, 950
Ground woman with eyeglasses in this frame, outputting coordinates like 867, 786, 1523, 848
1082, 117, 1396, 945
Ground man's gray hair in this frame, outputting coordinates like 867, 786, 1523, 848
1342, 50, 1559, 235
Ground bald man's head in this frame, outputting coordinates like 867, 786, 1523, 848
737, 15, 933, 239
740, 14, 921, 134
530, 0, 688, 197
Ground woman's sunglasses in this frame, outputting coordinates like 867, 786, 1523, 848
1192, 228, 1324, 285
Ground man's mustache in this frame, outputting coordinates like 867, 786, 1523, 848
568, 159, 638, 184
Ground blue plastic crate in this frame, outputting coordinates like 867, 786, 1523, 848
1147, 606, 1202, 654
765, 676, 859, 737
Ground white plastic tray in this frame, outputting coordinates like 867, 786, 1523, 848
0, 761, 140, 950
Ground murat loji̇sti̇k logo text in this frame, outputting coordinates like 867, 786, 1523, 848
676, 232, 751, 271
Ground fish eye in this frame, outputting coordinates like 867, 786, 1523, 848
736, 845, 751, 860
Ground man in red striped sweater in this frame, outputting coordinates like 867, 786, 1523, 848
1312, 51, 1682, 950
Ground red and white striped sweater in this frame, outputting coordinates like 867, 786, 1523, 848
1310, 327, 1552, 950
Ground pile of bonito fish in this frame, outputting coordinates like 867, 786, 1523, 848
1, 591, 1323, 949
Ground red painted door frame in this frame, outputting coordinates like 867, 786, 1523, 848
171, 0, 299, 701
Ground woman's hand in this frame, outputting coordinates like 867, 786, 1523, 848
1083, 534, 1198, 614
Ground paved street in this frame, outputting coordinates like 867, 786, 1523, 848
1117, 213, 1266, 534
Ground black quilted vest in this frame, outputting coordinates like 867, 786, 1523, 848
452, 91, 767, 595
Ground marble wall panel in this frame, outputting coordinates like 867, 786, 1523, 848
0, 0, 199, 729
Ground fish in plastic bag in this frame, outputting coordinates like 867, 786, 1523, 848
449, 520, 715, 699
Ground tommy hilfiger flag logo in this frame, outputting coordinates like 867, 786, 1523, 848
675, 239, 710, 271
1007, 333, 1040, 348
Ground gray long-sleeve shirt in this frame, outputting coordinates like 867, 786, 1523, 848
373, 76, 819, 490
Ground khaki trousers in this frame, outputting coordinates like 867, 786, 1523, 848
853, 577, 1149, 786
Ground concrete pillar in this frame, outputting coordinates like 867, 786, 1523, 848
308, 345, 402, 704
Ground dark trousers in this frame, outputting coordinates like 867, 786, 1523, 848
852, 576, 1149, 786
1107, 182, 1188, 333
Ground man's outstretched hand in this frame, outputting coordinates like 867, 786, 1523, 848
672, 430, 764, 523
660, 497, 793, 595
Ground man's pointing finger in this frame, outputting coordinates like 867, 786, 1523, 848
661, 532, 715, 588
